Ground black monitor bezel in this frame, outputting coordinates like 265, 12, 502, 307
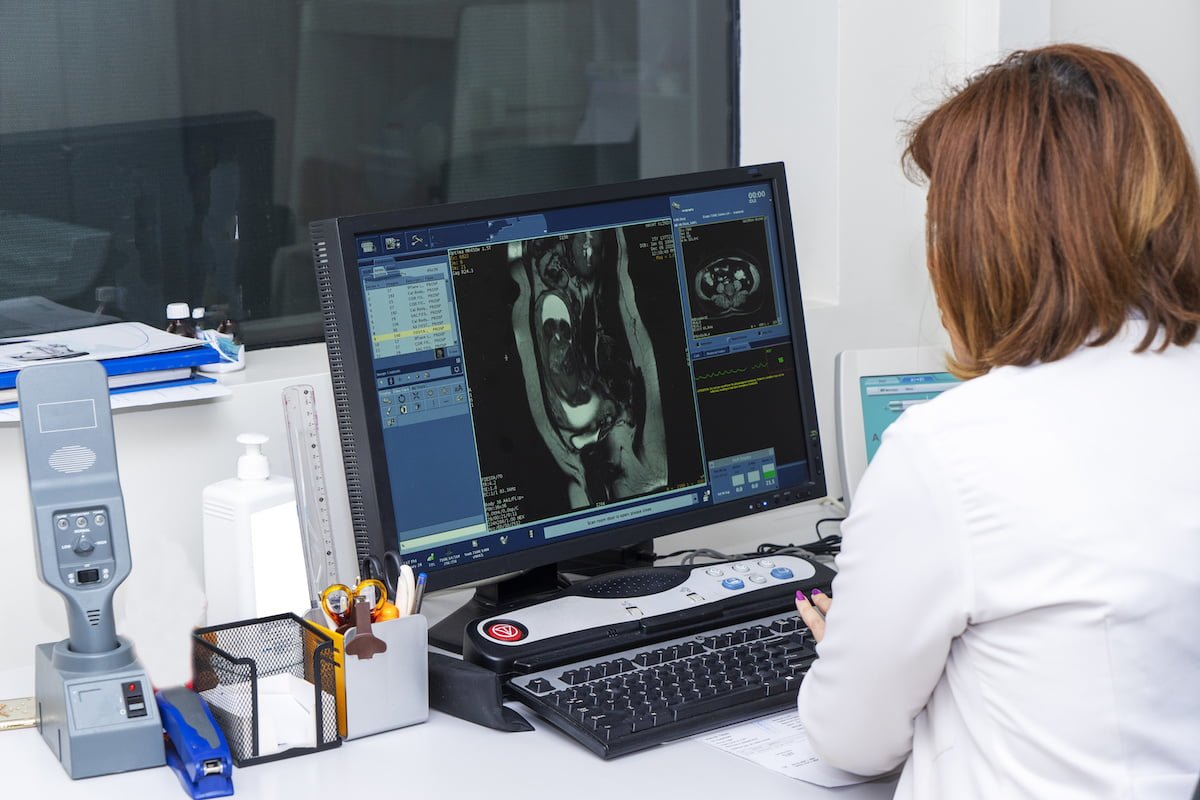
318, 162, 826, 592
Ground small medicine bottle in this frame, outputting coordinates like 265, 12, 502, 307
165, 302, 197, 338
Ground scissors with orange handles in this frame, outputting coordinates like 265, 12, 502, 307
320, 579, 387, 631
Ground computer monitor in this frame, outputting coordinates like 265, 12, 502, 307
834, 347, 961, 508
311, 162, 826, 651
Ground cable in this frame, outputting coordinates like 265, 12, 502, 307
656, 516, 847, 565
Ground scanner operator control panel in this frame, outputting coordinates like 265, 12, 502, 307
51, 507, 115, 588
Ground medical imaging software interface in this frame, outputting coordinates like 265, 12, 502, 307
859, 372, 961, 463
354, 183, 814, 571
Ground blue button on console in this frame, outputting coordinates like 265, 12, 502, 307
770, 567, 794, 580
720, 577, 745, 590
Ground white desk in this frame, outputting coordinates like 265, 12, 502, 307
0, 587, 898, 799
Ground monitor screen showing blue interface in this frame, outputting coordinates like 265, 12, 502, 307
859, 372, 961, 463
353, 181, 815, 572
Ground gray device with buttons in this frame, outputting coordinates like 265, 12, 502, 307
18, 361, 165, 778
472, 555, 817, 648
463, 554, 836, 676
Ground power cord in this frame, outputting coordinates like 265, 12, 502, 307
655, 516, 846, 565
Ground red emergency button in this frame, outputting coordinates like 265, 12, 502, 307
484, 620, 527, 642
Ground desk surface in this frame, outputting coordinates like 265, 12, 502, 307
0, 587, 898, 799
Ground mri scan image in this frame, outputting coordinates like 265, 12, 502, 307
681, 217, 779, 339
450, 220, 704, 530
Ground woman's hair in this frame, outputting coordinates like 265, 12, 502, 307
904, 44, 1200, 378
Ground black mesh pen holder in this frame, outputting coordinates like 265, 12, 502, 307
192, 612, 341, 766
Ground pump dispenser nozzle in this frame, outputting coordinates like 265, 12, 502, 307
236, 433, 271, 480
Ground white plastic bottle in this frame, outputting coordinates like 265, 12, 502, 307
202, 433, 310, 625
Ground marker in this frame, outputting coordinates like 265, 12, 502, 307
412, 572, 428, 615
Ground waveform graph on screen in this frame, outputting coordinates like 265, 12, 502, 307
694, 344, 806, 467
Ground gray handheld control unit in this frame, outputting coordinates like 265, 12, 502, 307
18, 361, 166, 778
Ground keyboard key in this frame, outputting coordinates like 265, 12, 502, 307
601, 722, 634, 741
672, 684, 768, 721
525, 677, 553, 693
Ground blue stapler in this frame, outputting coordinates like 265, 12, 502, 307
156, 687, 234, 799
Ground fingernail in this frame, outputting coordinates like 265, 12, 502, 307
796, 589, 807, 602
811, 588, 824, 596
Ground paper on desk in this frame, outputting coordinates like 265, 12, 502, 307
700, 710, 875, 788
0, 378, 230, 423
202, 673, 330, 757
0, 320, 205, 372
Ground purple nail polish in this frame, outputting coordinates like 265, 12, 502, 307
796, 589, 807, 602
811, 588, 824, 596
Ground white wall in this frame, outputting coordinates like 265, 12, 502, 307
3, 0, 1198, 690
739, 0, 964, 503
739, 0, 1200, 502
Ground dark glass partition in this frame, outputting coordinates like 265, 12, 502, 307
0, 1, 737, 346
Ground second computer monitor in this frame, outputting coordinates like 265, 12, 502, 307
834, 346, 962, 508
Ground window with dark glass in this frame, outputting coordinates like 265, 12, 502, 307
0, 1, 737, 347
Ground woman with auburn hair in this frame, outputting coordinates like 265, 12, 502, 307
794, 44, 1200, 798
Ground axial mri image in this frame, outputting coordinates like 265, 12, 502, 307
680, 217, 779, 339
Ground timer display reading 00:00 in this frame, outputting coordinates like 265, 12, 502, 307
748, 189, 768, 203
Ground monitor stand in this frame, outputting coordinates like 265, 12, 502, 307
428, 563, 565, 654
557, 539, 656, 578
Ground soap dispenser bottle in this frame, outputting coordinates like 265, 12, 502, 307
201, 433, 310, 625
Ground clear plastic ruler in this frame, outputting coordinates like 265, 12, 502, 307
282, 384, 342, 607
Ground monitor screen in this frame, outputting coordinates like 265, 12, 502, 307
312, 163, 825, 601
859, 371, 960, 463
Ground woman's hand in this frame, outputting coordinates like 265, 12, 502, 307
795, 588, 832, 643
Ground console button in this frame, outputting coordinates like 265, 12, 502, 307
122, 681, 147, 718
732, 564, 750, 573
770, 567, 794, 580
705, 568, 725, 577
720, 578, 745, 591
757, 559, 776, 568
484, 620, 528, 643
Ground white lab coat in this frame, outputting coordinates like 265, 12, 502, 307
798, 320, 1200, 799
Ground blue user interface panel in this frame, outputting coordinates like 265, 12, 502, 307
355, 182, 813, 572
859, 372, 961, 462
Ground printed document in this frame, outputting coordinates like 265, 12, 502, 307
700, 710, 877, 788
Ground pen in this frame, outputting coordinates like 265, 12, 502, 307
412, 572, 427, 615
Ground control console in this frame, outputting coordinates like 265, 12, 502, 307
464, 555, 835, 676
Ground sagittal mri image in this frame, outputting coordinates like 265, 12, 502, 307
450, 221, 704, 529
680, 217, 779, 339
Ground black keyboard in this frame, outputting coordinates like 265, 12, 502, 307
506, 610, 817, 758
